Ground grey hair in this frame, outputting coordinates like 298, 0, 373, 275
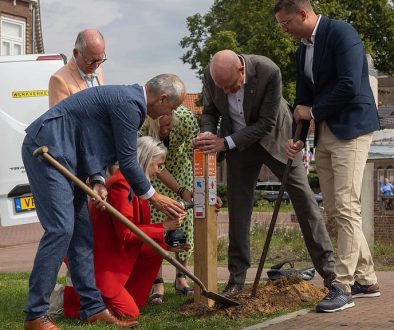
137, 136, 167, 178
143, 112, 179, 140
146, 74, 186, 104
74, 29, 105, 52
273, 0, 313, 13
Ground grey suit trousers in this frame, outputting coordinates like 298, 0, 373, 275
226, 143, 335, 285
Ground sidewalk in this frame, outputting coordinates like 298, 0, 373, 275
1, 222, 393, 329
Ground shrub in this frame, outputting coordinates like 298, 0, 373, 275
307, 172, 320, 193
217, 182, 228, 207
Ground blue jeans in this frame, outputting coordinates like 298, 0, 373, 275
22, 135, 104, 320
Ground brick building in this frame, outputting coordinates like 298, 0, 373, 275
378, 74, 394, 107
0, 0, 43, 55
183, 93, 202, 115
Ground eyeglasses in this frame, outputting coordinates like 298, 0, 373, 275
80, 51, 107, 66
278, 17, 293, 29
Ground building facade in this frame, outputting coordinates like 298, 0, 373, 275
0, 0, 43, 55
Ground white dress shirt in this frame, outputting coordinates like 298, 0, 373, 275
225, 56, 247, 149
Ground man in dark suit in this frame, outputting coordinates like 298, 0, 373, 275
193, 49, 335, 296
22, 74, 186, 330
274, 0, 381, 313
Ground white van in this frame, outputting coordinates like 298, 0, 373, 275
0, 54, 66, 226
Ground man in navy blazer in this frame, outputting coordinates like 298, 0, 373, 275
22, 74, 186, 330
275, 0, 381, 313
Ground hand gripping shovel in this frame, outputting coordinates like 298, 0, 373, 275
33, 146, 239, 307
251, 121, 304, 298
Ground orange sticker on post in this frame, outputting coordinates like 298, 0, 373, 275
193, 149, 205, 177
207, 153, 216, 177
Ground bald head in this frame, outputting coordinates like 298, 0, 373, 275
73, 29, 106, 74
210, 50, 244, 94
74, 29, 105, 54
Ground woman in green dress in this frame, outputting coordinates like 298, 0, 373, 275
140, 105, 199, 302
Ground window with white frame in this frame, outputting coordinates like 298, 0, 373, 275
1, 16, 26, 56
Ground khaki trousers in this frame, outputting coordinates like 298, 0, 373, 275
315, 122, 377, 292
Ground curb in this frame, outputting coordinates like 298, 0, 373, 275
242, 308, 311, 329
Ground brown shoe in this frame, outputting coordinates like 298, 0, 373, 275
24, 315, 60, 330
351, 281, 381, 298
85, 309, 138, 328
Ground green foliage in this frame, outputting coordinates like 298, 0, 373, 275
314, 0, 394, 75
180, 0, 394, 100
254, 198, 294, 213
217, 182, 228, 207
307, 172, 320, 192
217, 223, 311, 265
217, 222, 394, 269
375, 241, 394, 256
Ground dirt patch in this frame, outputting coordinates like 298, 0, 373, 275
180, 276, 327, 319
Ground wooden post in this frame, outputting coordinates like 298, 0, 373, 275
193, 150, 217, 307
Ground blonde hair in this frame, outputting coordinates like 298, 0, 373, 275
143, 112, 178, 140
137, 136, 167, 178
108, 136, 167, 178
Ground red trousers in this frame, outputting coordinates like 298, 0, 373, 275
64, 243, 163, 318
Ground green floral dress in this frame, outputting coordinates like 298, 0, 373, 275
140, 106, 199, 261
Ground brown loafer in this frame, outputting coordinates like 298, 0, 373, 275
24, 315, 60, 330
85, 309, 138, 328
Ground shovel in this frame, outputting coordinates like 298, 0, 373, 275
250, 121, 304, 298
33, 146, 239, 307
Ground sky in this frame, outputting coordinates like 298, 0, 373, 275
40, 0, 213, 92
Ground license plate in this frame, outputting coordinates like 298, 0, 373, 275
14, 195, 35, 213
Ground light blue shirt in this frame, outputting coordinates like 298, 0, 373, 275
73, 57, 100, 88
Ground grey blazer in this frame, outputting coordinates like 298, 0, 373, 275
201, 54, 300, 165
25, 84, 151, 196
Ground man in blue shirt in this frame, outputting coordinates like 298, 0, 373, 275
23, 74, 186, 330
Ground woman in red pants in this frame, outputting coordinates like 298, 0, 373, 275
64, 136, 188, 319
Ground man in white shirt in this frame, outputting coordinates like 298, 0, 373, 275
193, 49, 335, 296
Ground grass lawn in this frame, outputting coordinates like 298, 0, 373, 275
1, 221, 393, 329
0, 273, 287, 330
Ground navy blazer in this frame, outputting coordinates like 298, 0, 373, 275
25, 84, 151, 196
295, 16, 380, 143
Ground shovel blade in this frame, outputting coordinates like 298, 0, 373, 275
202, 290, 240, 307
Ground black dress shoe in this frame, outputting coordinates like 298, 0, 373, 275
222, 283, 244, 296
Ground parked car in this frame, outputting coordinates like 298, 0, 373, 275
314, 192, 323, 205
254, 182, 290, 205
263, 191, 290, 204
255, 181, 282, 194
254, 182, 323, 205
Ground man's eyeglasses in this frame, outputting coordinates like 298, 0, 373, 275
278, 17, 293, 29
80, 51, 107, 66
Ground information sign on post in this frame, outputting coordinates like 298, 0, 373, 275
193, 149, 217, 306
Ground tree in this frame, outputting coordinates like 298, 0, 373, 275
180, 0, 394, 101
